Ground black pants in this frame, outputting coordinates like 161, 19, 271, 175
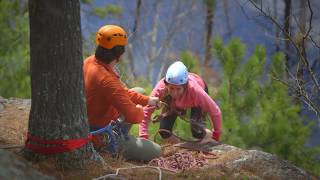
159, 84, 209, 139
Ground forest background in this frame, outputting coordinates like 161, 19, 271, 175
0, 0, 320, 176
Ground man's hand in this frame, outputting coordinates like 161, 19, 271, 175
136, 104, 143, 110
148, 97, 161, 108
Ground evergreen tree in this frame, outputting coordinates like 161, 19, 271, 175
213, 37, 320, 175
180, 51, 200, 74
0, 1, 30, 98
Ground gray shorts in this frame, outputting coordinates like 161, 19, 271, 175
118, 135, 161, 161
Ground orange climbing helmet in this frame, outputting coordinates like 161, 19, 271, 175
96, 25, 128, 49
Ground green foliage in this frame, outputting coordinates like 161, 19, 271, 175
213, 38, 245, 79
91, 4, 122, 19
0, 1, 30, 98
203, 0, 216, 8
173, 117, 194, 139
80, 0, 93, 4
130, 121, 160, 141
213, 37, 320, 175
270, 52, 285, 77
180, 51, 200, 74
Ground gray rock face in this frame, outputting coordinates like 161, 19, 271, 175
0, 150, 55, 180
209, 144, 313, 179
0, 96, 7, 113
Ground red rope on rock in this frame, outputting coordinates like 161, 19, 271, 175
149, 151, 209, 173
25, 132, 92, 154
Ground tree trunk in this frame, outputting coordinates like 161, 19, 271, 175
273, 0, 280, 51
133, 0, 142, 36
203, 0, 216, 86
204, 0, 215, 67
295, 0, 307, 101
283, 0, 291, 70
127, 0, 143, 78
26, 0, 92, 168
223, 0, 232, 38
147, 0, 161, 82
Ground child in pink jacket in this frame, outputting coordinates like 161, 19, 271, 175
139, 61, 222, 144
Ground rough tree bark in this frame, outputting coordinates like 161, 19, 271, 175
26, 0, 93, 168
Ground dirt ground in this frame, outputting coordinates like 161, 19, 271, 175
1, 98, 317, 180
0, 98, 236, 180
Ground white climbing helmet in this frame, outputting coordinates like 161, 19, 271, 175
165, 61, 188, 85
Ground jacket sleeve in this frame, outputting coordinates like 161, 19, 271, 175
101, 77, 144, 124
127, 89, 149, 106
139, 79, 166, 138
193, 87, 222, 137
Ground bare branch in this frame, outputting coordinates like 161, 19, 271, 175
304, 0, 312, 39
309, 36, 320, 48
271, 75, 320, 118
247, 0, 320, 92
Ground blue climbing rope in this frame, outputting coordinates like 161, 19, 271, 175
90, 123, 118, 154
89, 119, 131, 154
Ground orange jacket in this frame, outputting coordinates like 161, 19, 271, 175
83, 55, 149, 128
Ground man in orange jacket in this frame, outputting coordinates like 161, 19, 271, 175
83, 25, 160, 160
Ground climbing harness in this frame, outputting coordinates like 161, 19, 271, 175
151, 96, 207, 143
90, 119, 131, 154
152, 91, 206, 125
151, 100, 187, 124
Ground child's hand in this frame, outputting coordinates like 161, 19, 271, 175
199, 129, 218, 144
212, 131, 220, 141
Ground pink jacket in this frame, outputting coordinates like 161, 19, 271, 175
139, 73, 222, 140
